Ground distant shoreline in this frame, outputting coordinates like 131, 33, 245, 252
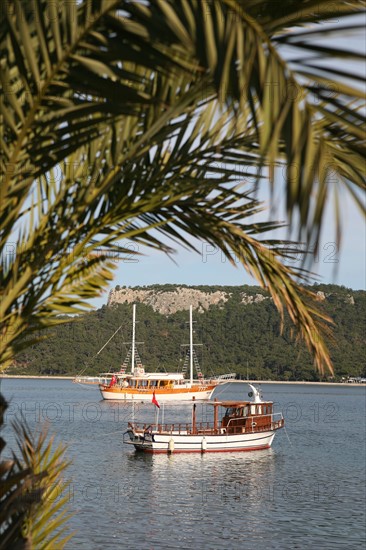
0, 375, 75, 380
0, 375, 365, 386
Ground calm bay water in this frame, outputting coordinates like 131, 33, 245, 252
1, 379, 365, 549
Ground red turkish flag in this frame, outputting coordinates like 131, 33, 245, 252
152, 391, 160, 408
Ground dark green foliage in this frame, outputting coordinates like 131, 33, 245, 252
0, 397, 71, 550
11, 285, 366, 381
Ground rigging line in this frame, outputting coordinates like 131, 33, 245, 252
96, 324, 124, 355
211, 380, 243, 399
73, 381, 104, 391
210, 382, 226, 398
97, 428, 137, 437
77, 324, 124, 376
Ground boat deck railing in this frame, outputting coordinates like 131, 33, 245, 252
129, 413, 284, 436
105, 383, 214, 392
74, 376, 111, 385
213, 373, 237, 380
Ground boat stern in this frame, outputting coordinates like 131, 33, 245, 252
124, 424, 154, 452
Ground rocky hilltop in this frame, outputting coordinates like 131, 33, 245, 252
107, 286, 272, 314
108, 286, 232, 314
107, 284, 355, 314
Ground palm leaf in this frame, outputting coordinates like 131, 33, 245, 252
0, 396, 72, 549
2, 1, 365, 376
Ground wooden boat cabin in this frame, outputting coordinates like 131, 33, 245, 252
124, 385, 284, 453
217, 400, 280, 434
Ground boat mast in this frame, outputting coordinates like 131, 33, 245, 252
131, 304, 136, 374
190, 305, 193, 385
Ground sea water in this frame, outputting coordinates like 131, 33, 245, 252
1, 379, 365, 549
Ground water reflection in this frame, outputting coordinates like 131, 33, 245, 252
125, 447, 278, 517
2, 379, 365, 550
119, 447, 281, 548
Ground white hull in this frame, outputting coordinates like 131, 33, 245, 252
100, 388, 215, 401
126, 430, 275, 453
124, 384, 284, 453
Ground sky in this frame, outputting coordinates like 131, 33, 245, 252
90, 186, 365, 309
88, 14, 366, 309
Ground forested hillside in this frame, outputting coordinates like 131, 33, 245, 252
9, 284, 366, 381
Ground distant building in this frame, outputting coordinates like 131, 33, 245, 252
347, 377, 366, 384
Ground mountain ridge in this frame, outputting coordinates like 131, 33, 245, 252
10, 283, 365, 381
107, 283, 355, 314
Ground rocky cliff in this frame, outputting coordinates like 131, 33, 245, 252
107, 285, 355, 315
108, 285, 272, 314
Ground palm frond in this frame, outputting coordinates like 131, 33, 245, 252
1, 0, 365, 373
1, 1, 364, 249
0, 397, 72, 549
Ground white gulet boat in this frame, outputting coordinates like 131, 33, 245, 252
124, 385, 284, 453
99, 304, 236, 402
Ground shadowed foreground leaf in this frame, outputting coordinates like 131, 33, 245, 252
0, 396, 72, 550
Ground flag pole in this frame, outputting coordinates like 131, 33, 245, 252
131, 304, 136, 374
190, 304, 193, 385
